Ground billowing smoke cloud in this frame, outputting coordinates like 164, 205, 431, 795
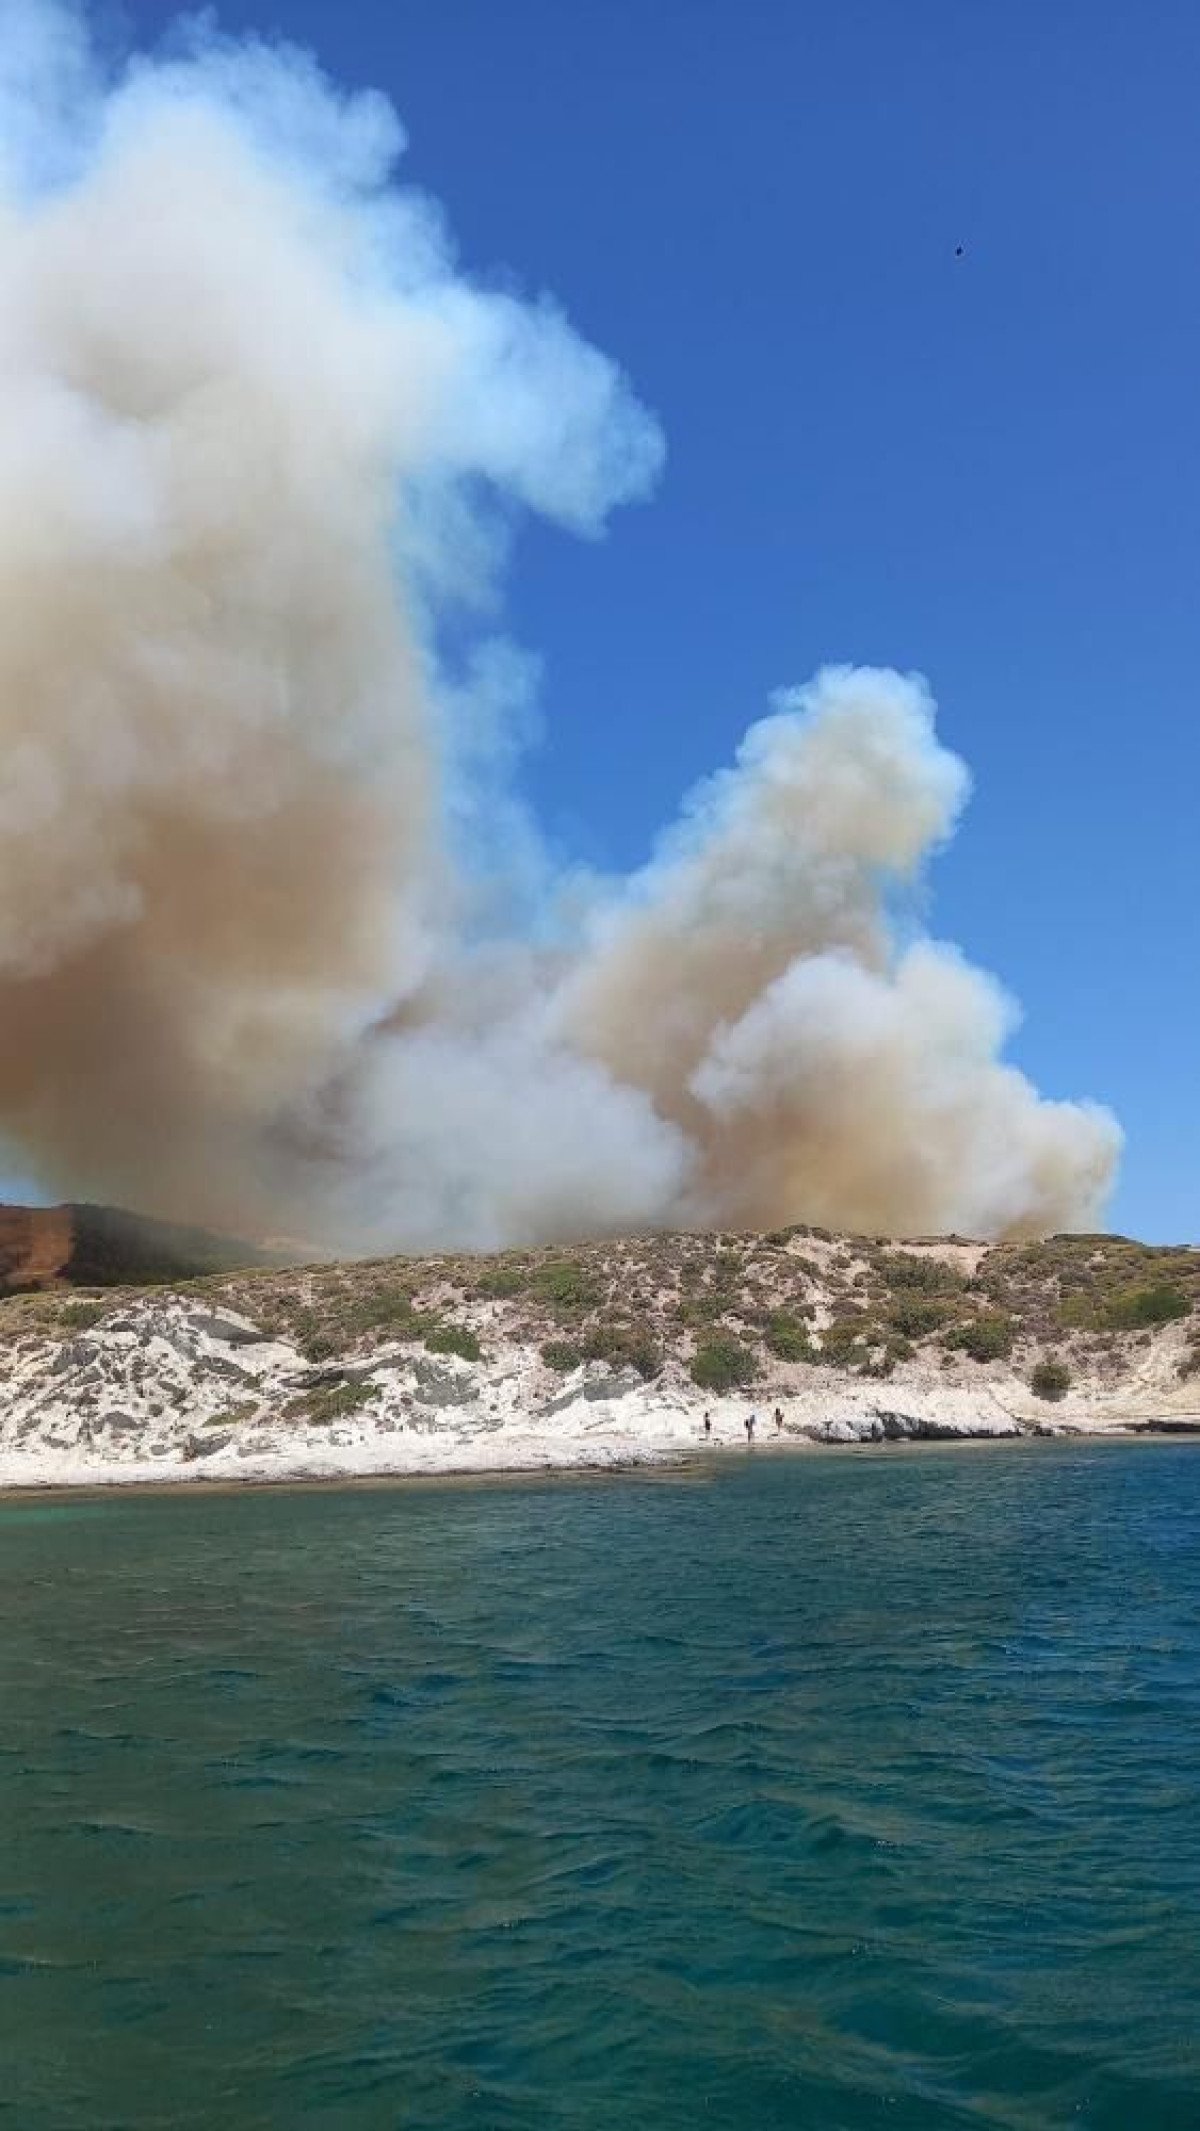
0, 2, 1120, 1249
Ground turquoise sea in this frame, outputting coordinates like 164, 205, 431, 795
2, 1444, 1199, 2130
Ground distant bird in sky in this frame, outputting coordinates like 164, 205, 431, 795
955, 243, 965, 258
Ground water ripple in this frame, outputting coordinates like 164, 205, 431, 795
1, 1444, 1199, 2128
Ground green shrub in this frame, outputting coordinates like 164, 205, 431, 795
765, 1312, 816, 1363
357, 1288, 418, 1330
690, 1336, 756, 1391
1104, 1285, 1191, 1330
205, 1401, 256, 1429
943, 1313, 1015, 1362
1059, 1283, 1193, 1334
888, 1295, 954, 1340
541, 1340, 582, 1373
57, 1300, 106, 1332
300, 1330, 340, 1363
678, 1286, 740, 1327
473, 1265, 526, 1300
817, 1315, 876, 1365
580, 1320, 662, 1380
288, 1379, 376, 1426
1031, 1357, 1070, 1402
423, 1322, 481, 1363
878, 1252, 964, 1295
532, 1260, 602, 1312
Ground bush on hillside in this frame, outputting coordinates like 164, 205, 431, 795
580, 1319, 662, 1380
1103, 1285, 1191, 1330
878, 1252, 965, 1296
423, 1322, 481, 1363
350, 1288, 418, 1334
690, 1336, 756, 1392
678, 1286, 741, 1327
765, 1312, 816, 1363
472, 1265, 527, 1300
541, 1340, 581, 1373
1059, 1283, 1193, 1334
532, 1260, 602, 1312
57, 1300, 107, 1332
817, 1315, 876, 1366
300, 1329, 340, 1363
287, 1379, 376, 1426
1031, 1357, 1070, 1402
888, 1295, 954, 1340
943, 1313, 1015, 1362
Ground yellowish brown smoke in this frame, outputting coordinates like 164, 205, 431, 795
0, 4, 1120, 1249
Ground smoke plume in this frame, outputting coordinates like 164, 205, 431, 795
0, 2, 1120, 1249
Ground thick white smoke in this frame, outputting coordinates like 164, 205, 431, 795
0, 2, 1120, 1248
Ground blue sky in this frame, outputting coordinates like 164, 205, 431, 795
121, 0, 1197, 1241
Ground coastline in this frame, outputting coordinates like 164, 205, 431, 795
1, 1283, 1196, 1496
0, 1398, 1195, 1497
1, 1430, 1196, 1504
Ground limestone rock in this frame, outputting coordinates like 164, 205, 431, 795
409, 1357, 477, 1408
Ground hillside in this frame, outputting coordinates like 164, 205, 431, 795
209, 1222, 1200, 1386
0, 1217, 1197, 1487
0, 1202, 282, 1294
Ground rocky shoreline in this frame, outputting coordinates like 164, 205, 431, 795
0, 1289, 1194, 1492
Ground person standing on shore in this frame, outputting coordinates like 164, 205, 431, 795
703, 1411, 712, 1437
745, 1412, 756, 1444
774, 1406, 784, 1434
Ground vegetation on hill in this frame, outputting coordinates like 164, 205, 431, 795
0, 1209, 1196, 1395
198, 1224, 1200, 1393
0, 1202, 281, 1296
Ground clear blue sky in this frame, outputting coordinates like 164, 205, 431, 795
122, 0, 1197, 1241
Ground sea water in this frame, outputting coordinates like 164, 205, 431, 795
1, 1443, 1198, 2130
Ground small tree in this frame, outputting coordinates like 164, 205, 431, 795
1031, 1356, 1070, 1402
